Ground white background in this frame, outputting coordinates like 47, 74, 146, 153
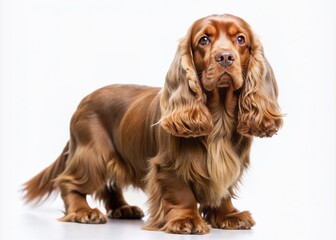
1, 0, 335, 239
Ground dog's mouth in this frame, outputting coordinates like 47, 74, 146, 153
217, 72, 233, 88
220, 71, 244, 90
201, 70, 243, 91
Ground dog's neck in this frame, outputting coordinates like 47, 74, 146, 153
206, 86, 239, 121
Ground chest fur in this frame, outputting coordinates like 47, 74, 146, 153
194, 110, 245, 206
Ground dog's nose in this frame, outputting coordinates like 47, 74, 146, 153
215, 51, 235, 67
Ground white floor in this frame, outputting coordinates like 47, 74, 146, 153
1, 173, 335, 240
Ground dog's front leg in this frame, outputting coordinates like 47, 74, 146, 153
145, 158, 210, 234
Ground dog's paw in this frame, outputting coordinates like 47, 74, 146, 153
59, 208, 107, 224
107, 205, 144, 219
163, 218, 210, 234
211, 211, 256, 230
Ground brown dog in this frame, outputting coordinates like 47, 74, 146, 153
24, 14, 282, 234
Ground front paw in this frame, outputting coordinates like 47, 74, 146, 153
163, 218, 210, 234
207, 211, 256, 230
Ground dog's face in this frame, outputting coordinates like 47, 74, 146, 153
191, 14, 252, 91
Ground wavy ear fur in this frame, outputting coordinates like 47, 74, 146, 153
237, 37, 283, 138
160, 31, 212, 137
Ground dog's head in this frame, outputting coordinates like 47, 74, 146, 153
160, 14, 283, 138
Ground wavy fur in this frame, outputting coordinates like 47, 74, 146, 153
237, 37, 283, 137
160, 30, 213, 137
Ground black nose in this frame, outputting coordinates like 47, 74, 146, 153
215, 51, 235, 67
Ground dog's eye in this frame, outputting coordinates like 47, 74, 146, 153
236, 35, 245, 45
199, 36, 211, 46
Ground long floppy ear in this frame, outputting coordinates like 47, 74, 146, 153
237, 36, 283, 138
159, 30, 213, 137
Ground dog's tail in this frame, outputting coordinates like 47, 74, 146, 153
23, 142, 70, 204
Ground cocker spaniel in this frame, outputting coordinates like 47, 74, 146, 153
24, 14, 283, 234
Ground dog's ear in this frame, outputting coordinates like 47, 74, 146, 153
237, 36, 283, 137
159, 28, 212, 137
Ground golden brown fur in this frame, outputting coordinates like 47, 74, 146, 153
23, 14, 282, 234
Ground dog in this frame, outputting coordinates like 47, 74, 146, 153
24, 14, 283, 234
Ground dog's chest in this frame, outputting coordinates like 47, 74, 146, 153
193, 114, 243, 206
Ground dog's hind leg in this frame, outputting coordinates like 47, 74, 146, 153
55, 114, 111, 224
96, 184, 144, 219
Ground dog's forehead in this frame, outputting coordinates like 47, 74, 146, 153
192, 14, 250, 36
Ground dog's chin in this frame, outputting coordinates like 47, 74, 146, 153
202, 72, 243, 91
217, 73, 233, 88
